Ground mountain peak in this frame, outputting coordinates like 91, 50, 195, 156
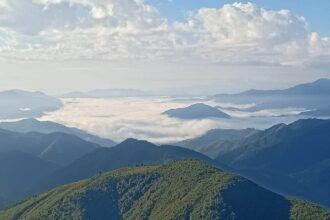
117, 138, 156, 148
1, 160, 328, 220
163, 103, 231, 119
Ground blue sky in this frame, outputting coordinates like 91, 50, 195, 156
0, 0, 329, 93
149, 0, 330, 36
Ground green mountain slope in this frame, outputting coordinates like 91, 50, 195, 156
35, 138, 227, 194
213, 119, 330, 207
2, 160, 328, 220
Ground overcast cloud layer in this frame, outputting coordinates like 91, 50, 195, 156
0, 0, 329, 66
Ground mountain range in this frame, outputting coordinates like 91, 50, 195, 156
0, 129, 100, 166
175, 128, 259, 158
0, 90, 62, 119
0, 115, 330, 216
163, 103, 231, 119
0, 118, 116, 147
177, 118, 330, 207
214, 78, 330, 116
61, 88, 153, 98
34, 138, 226, 194
0, 136, 227, 209
1, 160, 328, 220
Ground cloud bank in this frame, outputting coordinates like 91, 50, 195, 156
40, 97, 311, 143
0, 1, 329, 66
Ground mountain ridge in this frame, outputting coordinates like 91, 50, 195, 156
163, 103, 231, 119
1, 160, 328, 220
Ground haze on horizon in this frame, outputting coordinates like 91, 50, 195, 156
0, 0, 329, 94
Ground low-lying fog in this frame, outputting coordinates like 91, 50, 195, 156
40, 97, 311, 144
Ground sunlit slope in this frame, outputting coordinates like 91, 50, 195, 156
1, 160, 329, 220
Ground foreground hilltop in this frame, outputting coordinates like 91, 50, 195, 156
1, 161, 328, 220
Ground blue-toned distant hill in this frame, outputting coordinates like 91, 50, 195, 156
0, 90, 62, 119
0, 129, 100, 166
0, 118, 116, 147
163, 103, 231, 119
176, 119, 330, 207
175, 128, 259, 158
214, 78, 330, 115
1, 161, 329, 220
210, 119, 330, 207
61, 88, 153, 98
0, 151, 60, 207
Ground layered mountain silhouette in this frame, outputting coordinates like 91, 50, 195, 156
0, 118, 116, 147
175, 128, 259, 158
178, 119, 330, 207
62, 88, 152, 98
214, 78, 330, 115
0, 90, 62, 119
1, 161, 328, 220
35, 138, 225, 193
163, 103, 231, 119
0, 129, 100, 166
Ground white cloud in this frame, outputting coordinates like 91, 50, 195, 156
0, 1, 329, 66
40, 97, 224, 143
39, 97, 314, 143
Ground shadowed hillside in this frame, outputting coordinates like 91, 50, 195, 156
2, 160, 328, 220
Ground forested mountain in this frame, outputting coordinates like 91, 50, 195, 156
35, 138, 225, 193
1, 161, 328, 220
200, 119, 330, 207
175, 128, 259, 158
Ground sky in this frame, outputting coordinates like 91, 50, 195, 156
0, 0, 329, 94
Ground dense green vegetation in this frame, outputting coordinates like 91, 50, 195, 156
36, 138, 221, 194
1, 160, 328, 220
214, 119, 330, 207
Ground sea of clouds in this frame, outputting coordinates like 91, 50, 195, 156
39, 97, 309, 144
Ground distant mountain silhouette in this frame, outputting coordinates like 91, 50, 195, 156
238, 78, 330, 96
0, 90, 62, 119
163, 103, 231, 119
1, 161, 329, 220
0, 118, 116, 147
214, 79, 330, 114
0, 129, 100, 166
61, 88, 152, 98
